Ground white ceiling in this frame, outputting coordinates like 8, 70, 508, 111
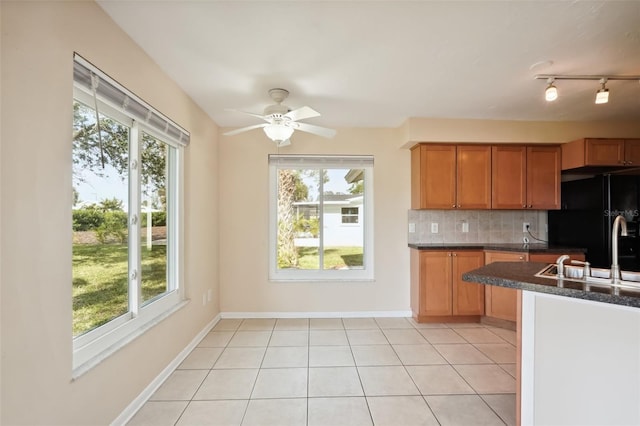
97, 1, 640, 130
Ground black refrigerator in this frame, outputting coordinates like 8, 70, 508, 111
548, 174, 640, 271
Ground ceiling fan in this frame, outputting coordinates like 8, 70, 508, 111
224, 88, 336, 147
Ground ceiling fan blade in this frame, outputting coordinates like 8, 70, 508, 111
224, 108, 268, 121
223, 123, 267, 136
285, 106, 321, 122
291, 122, 337, 138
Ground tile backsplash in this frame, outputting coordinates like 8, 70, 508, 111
408, 209, 548, 244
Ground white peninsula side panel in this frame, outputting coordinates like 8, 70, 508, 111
521, 291, 640, 425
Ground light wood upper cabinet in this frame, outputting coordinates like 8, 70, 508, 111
456, 146, 492, 209
527, 146, 561, 210
624, 139, 640, 166
491, 145, 561, 210
411, 144, 491, 209
411, 144, 456, 209
410, 249, 484, 322
562, 138, 640, 169
491, 146, 527, 209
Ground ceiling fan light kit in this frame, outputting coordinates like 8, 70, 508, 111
224, 88, 336, 146
264, 123, 294, 145
535, 74, 640, 104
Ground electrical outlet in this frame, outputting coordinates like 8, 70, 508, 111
207, 289, 213, 302
408, 223, 416, 233
523, 222, 530, 232
431, 222, 439, 233
462, 221, 469, 233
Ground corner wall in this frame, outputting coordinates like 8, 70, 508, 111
1, 2, 219, 424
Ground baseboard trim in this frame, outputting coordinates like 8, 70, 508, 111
220, 310, 413, 319
111, 313, 221, 426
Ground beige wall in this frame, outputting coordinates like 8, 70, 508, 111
1, 2, 219, 424
401, 117, 640, 147
219, 128, 412, 313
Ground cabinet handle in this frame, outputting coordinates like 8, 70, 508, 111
628, 161, 633, 165
448, 253, 452, 257
452, 253, 457, 257
522, 205, 526, 208
519, 256, 524, 260
528, 205, 533, 208
452, 204, 456, 208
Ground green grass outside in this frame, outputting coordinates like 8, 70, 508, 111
72, 244, 167, 336
296, 246, 364, 270
73, 244, 361, 335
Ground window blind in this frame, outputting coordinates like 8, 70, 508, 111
73, 53, 190, 146
269, 155, 374, 168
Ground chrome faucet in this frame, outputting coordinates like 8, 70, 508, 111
556, 254, 571, 279
611, 215, 628, 284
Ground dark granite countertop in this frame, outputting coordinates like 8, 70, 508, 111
463, 261, 640, 308
408, 243, 586, 254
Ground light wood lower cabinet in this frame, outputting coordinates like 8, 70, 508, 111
484, 251, 586, 322
484, 251, 526, 322
410, 249, 484, 322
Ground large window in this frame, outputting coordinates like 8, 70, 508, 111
269, 155, 374, 281
72, 55, 187, 371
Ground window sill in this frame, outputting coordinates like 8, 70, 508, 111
71, 299, 189, 380
269, 278, 375, 283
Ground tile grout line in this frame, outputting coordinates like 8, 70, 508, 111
133, 319, 517, 426
346, 318, 377, 426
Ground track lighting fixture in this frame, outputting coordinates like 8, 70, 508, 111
545, 78, 558, 101
595, 78, 609, 104
535, 74, 640, 104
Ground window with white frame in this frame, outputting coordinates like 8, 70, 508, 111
71, 54, 187, 371
269, 155, 374, 281
341, 207, 359, 224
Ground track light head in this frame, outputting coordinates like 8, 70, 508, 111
545, 78, 558, 101
595, 78, 609, 104
535, 74, 640, 107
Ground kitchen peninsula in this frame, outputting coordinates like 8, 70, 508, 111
463, 262, 640, 425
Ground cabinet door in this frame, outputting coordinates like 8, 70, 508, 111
457, 145, 492, 209
421, 251, 452, 316
420, 145, 457, 209
624, 139, 640, 166
585, 139, 625, 166
452, 251, 485, 315
527, 146, 561, 209
484, 251, 524, 321
491, 146, 527, 209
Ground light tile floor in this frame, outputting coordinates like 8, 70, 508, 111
128, 318, 516, 426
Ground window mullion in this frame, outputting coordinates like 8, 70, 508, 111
129, 122, 141, 315
167, 145, 177, 291
318, 168, 324, 270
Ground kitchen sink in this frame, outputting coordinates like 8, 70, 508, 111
535, 263, 640, 292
